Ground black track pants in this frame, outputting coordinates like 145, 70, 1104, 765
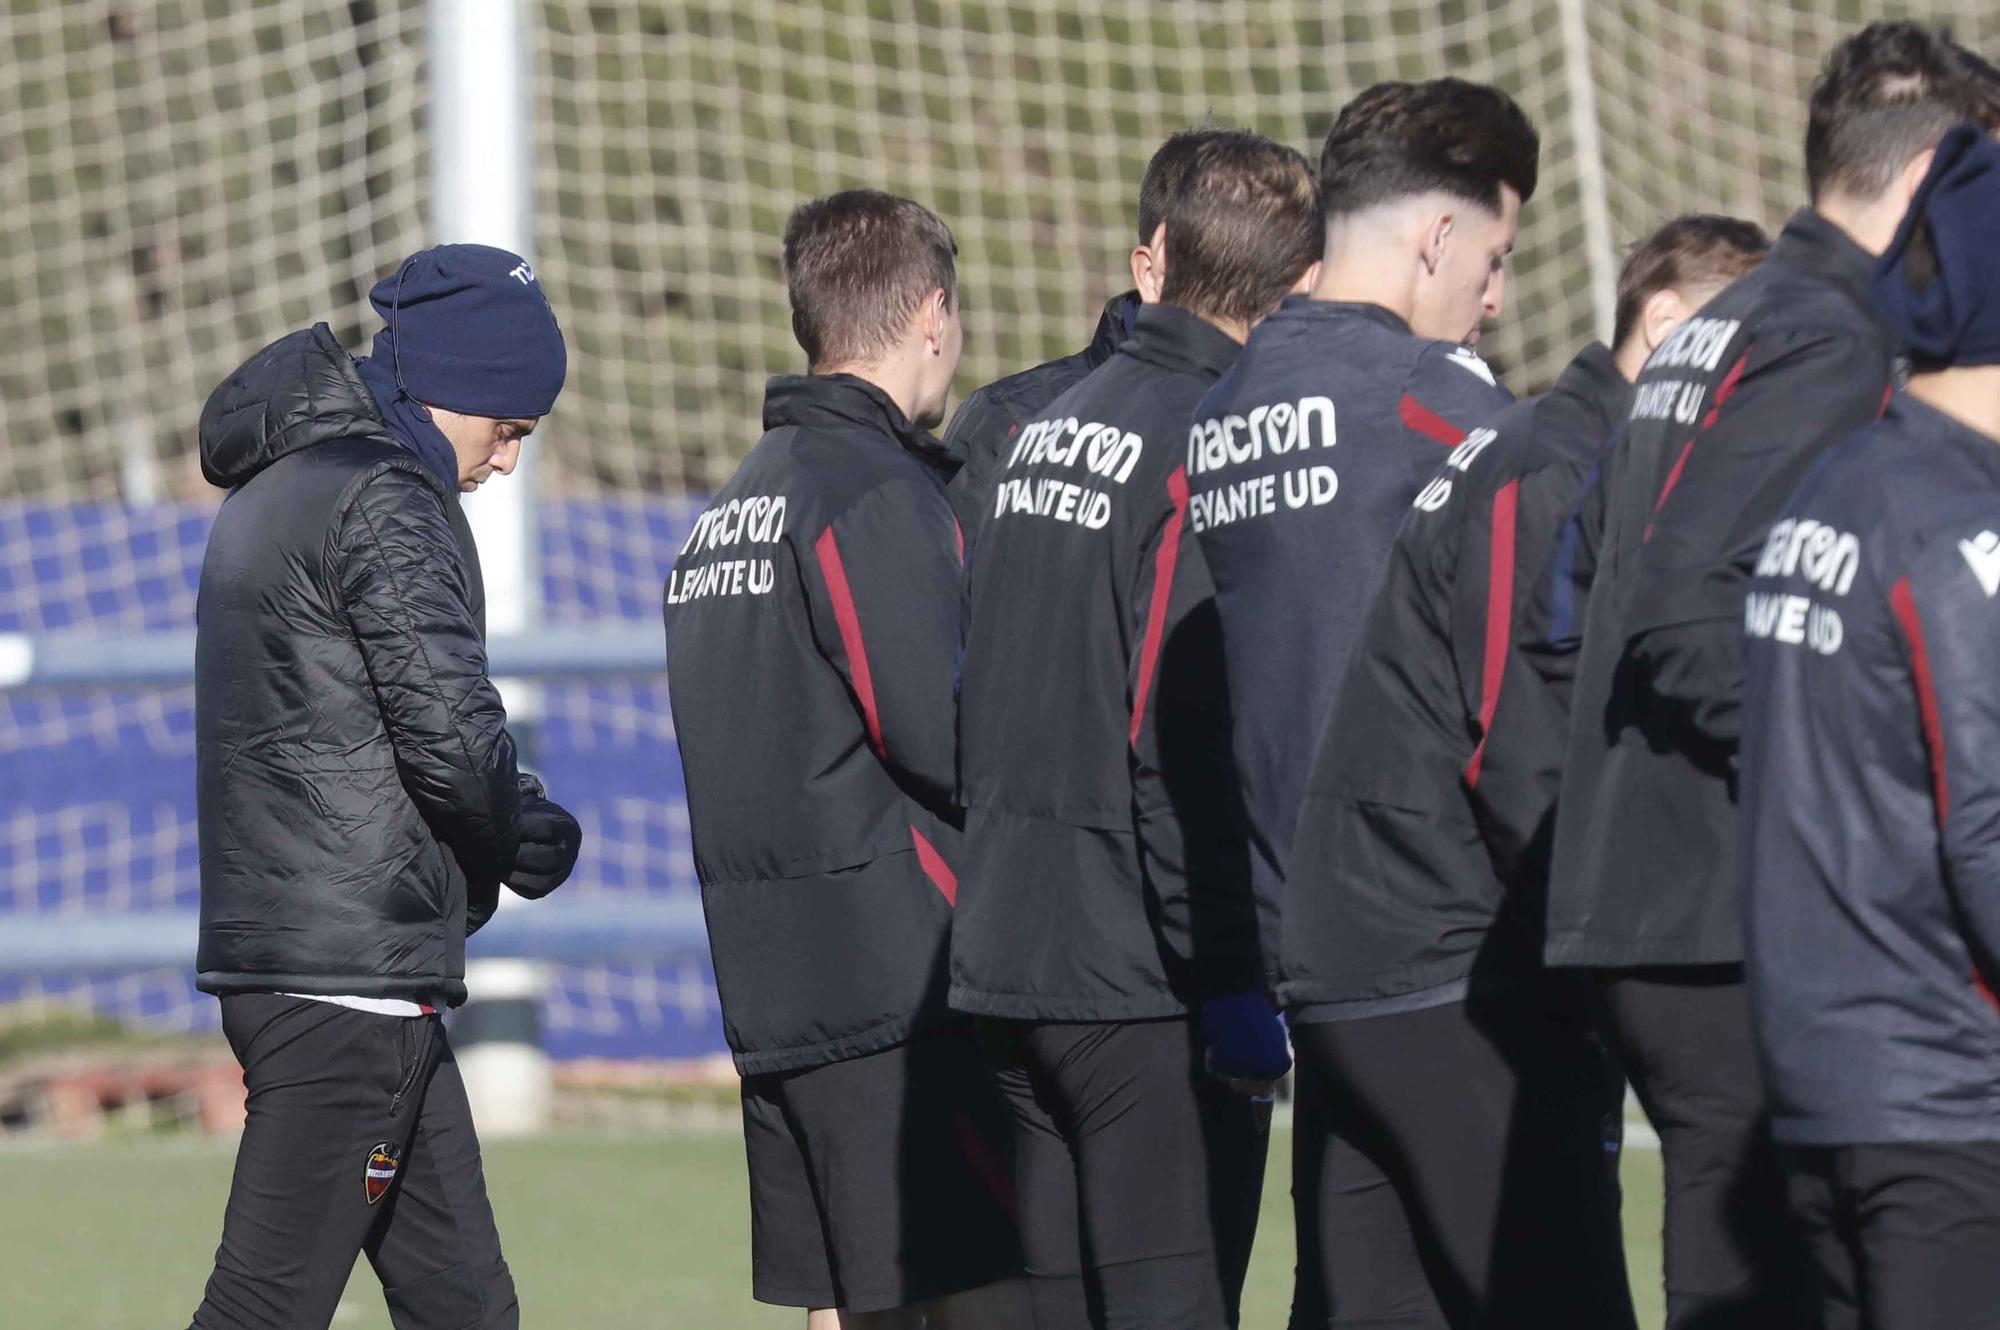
187, 994, 516, 1330
1785, 1141, 2000, 1330
1598, 966, 1818, 1330
1288, 993, 1634, 1329
989, 1016, 1229, 1330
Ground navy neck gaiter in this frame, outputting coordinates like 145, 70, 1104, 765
353, 340, 462, 491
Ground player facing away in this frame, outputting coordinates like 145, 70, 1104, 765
1180, 79, 1529, 1329
186, 244, 585, 1330
1285, 215, 1768, 1330
1743, 123, 2000, 1330
1188, 80, 1529, 1010
663, 191, 1028, 1330
1744, 124, 2000, 1328
940, 127, 1286, 1329
954, 130, 1321, 1330
1543, 23, 2000, 1330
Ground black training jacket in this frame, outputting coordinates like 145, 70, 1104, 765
1745, 395, 2000, 1145
664, 374, 963, 1074
954, 303, 1260, 1020
1284, 345, 1627, 1016
195, 325, 523, 1007
942, 292, 1140, 547
1187, 298, 1513, 981
1545, 210, 1898, 967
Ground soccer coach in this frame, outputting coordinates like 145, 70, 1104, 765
186, 244, 583, 1330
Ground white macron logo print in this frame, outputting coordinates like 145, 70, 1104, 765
1446, 346, 1497, 387
508, 261, 535, 285
1959, 530, 2000, 597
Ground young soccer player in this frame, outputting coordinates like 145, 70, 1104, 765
1181, 79, 1531, 1328
1186, 78, 1531, 1004
1743, 121, 2000, 1330
187, 244, 583, 1330
664, 191, 1026, 1329
954, 130, 1322, 1330
942, 126, 1285, 1327
1285, 214, 1768, 1328
1546, 24, 2000, 1328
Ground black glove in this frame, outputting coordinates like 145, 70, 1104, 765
508, 772, 581, 899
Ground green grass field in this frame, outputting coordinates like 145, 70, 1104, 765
0, 1127, 1665, 1329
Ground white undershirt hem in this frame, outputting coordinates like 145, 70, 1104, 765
280, 993, 432, 1018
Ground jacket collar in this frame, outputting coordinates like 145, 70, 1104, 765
1551, 341, 1630, 432
1266, 294, 1414, 337
762, 372, 958, 477
1770, 207, 1899, 342
1085, 291, 1143, 370
1123, 303, 1244, 378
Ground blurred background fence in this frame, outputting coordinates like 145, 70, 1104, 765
4, 0, 1997, 1071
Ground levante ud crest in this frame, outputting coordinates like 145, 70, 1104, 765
365, 1141, 403, 1205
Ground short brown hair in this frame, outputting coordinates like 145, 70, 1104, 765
1156, 130, 1323, 328
1137, 127, 1227, 243
1319, 79, 1540, 218
1612, 215, 1771, 349
1806, 23, 2000, 202
782, 190, 957, 370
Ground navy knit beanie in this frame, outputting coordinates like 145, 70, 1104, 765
367, 243, 567, 418
1872, 124, 2000, 371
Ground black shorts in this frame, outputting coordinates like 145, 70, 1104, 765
741, 1027, 1020, 1312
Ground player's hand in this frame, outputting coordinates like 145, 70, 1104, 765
507, 772, 581, 899
1200, 990, 1291, 1096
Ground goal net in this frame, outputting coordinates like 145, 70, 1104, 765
4, 0, 1996, 1059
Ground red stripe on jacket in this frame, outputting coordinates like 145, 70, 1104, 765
1890, 575, 1997, 1010
1646, 349, 1752, 542
1400, 394, 1465, 447
813, 527, 885, 759
1700, 351, 1751, 430
1891, 576, 1949, 827
1464, 479, 1520, 787
910, 824, 957, 906
1130, 466, 1191, 747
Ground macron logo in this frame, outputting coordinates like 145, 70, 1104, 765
1446, 346, 1497, 387
508, 261, 535, 285
1959, 530, 2000, 597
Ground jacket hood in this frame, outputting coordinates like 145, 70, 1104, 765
198, 324, 397, 488
1087, 291, 1143, 367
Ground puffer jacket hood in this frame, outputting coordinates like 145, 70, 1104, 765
198, 324, 398, 489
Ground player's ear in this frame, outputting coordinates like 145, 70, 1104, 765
1642, 288, 1689, 355
1893, 146, 1939, 218
1130, 222, 1168, 302
921, 287, 949, 355
1289, 259, 1323, 297
1421, 210, 1453, 276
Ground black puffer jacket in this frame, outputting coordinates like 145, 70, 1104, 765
194, 324, 523, 1006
